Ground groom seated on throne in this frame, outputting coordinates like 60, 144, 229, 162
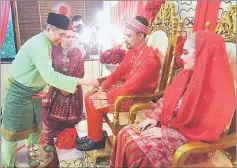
76, 14, 161, 151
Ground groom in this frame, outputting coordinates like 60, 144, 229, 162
76, 14, 161, 151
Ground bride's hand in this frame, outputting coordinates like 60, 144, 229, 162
136, 118, 158, 131
140, 127, 162, 139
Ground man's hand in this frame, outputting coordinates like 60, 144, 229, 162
32, 90, 47, 99
96, 92, 107, 100
91, 79, 100, 88
87, 87, 99, 97
91, 91, 107, 100
78, 78, 100, 88
87, 86, 106, 97
98, 86, 105, 92
140, 127, 162, 139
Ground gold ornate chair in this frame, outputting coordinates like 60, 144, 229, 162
128, 5, 236, 168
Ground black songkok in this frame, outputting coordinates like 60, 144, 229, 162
47, 13, 70, 30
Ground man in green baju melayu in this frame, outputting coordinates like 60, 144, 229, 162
1, 13, 98, 168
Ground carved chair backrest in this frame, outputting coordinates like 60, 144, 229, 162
146, 2, 183, 92
215, 5, 236, 136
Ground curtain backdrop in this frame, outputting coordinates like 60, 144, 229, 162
110, 1, 146, 32
0, 1, 11, 49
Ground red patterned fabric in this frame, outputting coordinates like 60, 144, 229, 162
110, 125, 210, 168
91, 81, 148, 112
161, 31, 236, 142
143, 98, 164, 121
124, 14, 150, 34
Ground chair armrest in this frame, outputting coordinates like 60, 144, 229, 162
111, 91, 163, 139
172, 132, 236, 167
113, 90, 164, 112
128, 103, 153, 124
112, 91, 164, 131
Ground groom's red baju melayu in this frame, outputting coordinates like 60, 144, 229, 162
85, 45, 161, 141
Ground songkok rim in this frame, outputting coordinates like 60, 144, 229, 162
124, 14, 150, 34
47, 12, 70, 30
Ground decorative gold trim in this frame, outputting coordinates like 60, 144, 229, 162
148, 2, 181, 91
216, 4, 236, 136
164, 19, 184, 89
215, 5, 236, 43
205, 22, 211, 30
128, 103, 152, 124
86, 136, 112, 164
172, 133, 236, 167
150, 2, 177, 38
1, 122, 42, 141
